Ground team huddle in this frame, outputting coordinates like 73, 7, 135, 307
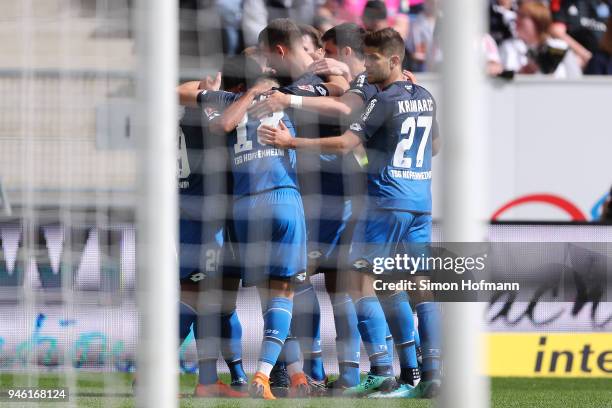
175, 18, 441, 400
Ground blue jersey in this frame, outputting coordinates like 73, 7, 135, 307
279, 73, 349, 197
178, 107, 207, 197
347, 71, 379, 104
201, 90, 299, 199
349, 81, 438, 213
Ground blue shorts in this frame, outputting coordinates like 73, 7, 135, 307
232, 187, 307, 286
305, 197, 352, 273
348, 208, 432, 275
179, 217, 223, 283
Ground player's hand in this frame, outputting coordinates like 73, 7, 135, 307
308, 58, 351, 79
258, 120, 293, 149
198, 72, 221, 90
248, 90, 290, 119
250, 78, 277, 94
403, 70, 417, 84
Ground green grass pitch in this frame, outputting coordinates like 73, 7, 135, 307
1, 373, 611, 407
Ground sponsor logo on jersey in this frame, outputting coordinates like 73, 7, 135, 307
297, 84, 315, 93
361, 98, 377, 121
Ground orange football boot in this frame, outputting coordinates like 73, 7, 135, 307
289, 372, 310, 398
194, 380, 248, 398
249, 372, 276, 400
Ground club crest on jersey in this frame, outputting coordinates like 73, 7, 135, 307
297, 84, 315, 93
361, 99, 377, 121
350, 123, 362, 132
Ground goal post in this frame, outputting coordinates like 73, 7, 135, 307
134, 0, 179, 407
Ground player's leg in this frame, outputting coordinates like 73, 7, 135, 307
343, 269, 397, 397
219, 276, 248, 389
244, 188, 306, 399
181, 219, 246, 398
315, 199, 361, 390
219, 222, 249, 389
406, 215, 441, 398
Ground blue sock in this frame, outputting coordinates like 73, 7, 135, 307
381, 292, 420, 383
292, 283, 325, 381
332, 293, 360, 387
258, 297, 293, 374
195, 303, 221, 385
385, 323, 394, 375
221, 310, 247, 383
416, 302, 442, 380
355, 297, 392, 376
179, 302, 197, 344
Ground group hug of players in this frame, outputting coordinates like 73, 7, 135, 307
175, 18, 441, 400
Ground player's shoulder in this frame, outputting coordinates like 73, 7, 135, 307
387, 81, 436, 103
280, 73, 328, 96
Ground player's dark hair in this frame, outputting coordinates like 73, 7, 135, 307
364, 27, 405, 60
299, 23, 323, 50
221, 55, 263, 91
258, 18, 302, 50
322, 23, 366, 58
363, 0, 387, 21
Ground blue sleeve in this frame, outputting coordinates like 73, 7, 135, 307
348, 74, 378, 102
348, 96, 388, 142
279, 83, 329, 97
197, 90, 238, 108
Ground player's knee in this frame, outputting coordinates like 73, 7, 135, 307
269, 278, 294, 298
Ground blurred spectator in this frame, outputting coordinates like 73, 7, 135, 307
242, 0, 269, 46
483, 33, 505, 76
361, 1, 417, 69
242, 0, 319, 47
490, 0, 518, 45
500, 2, 583, 78
299, 24, 325, 60
549, 0, 612, 68
406, 0, 440, 71
584, 14, 612, 73
360, 0, 411, 38
362, 0, 391, 31
215, 0, 244, 55
317, 0, 360, 27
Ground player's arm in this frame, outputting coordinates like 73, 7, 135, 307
308, 58, 353, 82
208, 80, 276, 134
176, 72, 222, 107
258, 122, 363, 155
324, 74, 350, 95
248, 90, 362, 118
259, 94, 387, 154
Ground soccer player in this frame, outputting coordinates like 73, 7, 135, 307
179, 100, 247, 398
259, 27, 442, 398
177, 75, 249, 398
251, 22, 404, 392
187, 55, 309, 400
253, 18, 352, 393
